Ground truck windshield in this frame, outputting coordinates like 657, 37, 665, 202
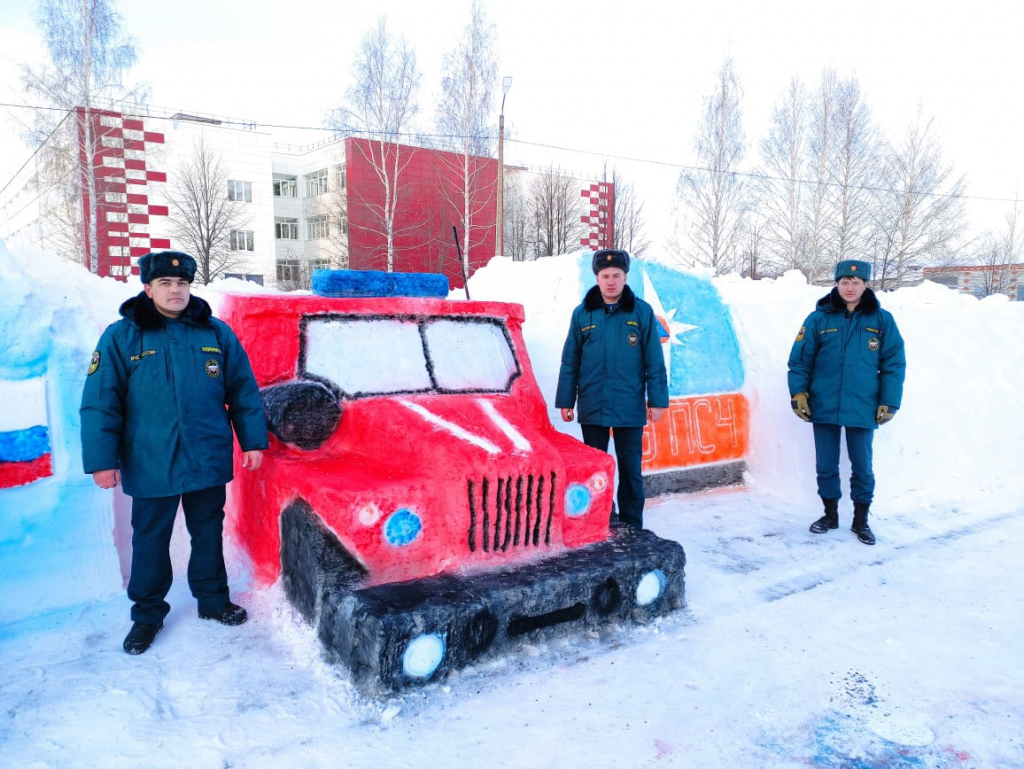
302, 316, 519, 396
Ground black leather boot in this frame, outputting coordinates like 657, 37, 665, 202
851, 501, 876, 545
810, 497, 839, 533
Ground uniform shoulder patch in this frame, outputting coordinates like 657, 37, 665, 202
795, 326, 806, 342
87, 350, 100, 375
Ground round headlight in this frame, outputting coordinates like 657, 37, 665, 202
636, 569, 667, 606
403, 633, 446, 679
385, 508, 422, 546
565, 483, 592, 517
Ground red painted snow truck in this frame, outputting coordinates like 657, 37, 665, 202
221, 270, 685, 694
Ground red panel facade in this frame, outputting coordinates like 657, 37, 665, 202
75, 108, 168, 280
579, 182, 615, 252
344, 137, 498, 289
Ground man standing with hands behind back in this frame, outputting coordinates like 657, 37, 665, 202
81, 251, 268, 655
788, 259, 906, 545
556, 249, 668, 531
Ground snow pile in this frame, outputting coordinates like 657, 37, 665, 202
1, 243, 1023, 767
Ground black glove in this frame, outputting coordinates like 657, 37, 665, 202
876, 405, 898, 425
791, 393, 811, 422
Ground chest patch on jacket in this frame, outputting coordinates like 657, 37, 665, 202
627, 331, 639, 347
87, 351, 100, 375
867, 337, 879, 352
129, 350, 156, 362
201, 346, 222, 354
205, 359, 221, 378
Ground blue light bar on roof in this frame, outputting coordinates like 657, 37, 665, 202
311, 269, 450, 298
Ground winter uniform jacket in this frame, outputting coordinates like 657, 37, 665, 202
80, 292, 268, 498
788, 287, 906, 430
555, 284, 669, 428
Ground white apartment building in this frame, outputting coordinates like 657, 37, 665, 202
0, 107, 348, 289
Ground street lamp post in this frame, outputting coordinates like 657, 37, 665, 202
496, 76, 512, 258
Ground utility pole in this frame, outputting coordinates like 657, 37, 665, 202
495, 76, 512, 257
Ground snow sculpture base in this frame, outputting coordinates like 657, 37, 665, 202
281, 501, 686, 695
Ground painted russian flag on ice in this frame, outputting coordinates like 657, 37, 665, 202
0, 377, 54, 488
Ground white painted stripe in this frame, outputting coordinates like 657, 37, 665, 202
399, 400, 501, 454
478, 399, 531, 452
0, 377, 48, 432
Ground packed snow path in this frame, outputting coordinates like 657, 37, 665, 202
3, 487, 1021, 768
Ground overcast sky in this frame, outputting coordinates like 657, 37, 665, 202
2, 0, 1021, 246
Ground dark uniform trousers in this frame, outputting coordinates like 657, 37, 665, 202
128, 485, 230, 624
812, 423, 875, 504
581, 425, 645, 529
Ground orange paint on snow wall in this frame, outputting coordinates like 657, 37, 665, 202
641, 393, 750, 472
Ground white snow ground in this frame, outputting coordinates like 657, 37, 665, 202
2, 248, 1023, 768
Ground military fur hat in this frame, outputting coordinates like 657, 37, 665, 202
139, 251, 197, 284
834, 259, 871, 281
592, 249, 630, 274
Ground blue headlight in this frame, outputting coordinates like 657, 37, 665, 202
565, 483, 592, 517
385, 508, 422, 546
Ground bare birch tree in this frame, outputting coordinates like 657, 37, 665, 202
804, 69, 839, 278
502, 171, 530, 261
328, 16, 420, 272
529, 166, 586, 257
870, 109, 968, 289
434, 0, 498, 276
974, 196, 1021, 296
164, 137, 251, 285
758, 77, 810, 275
827, 76, 878, 265
675, 58, 748, 275
20, 0, 147, 271
604, 165, 650, 257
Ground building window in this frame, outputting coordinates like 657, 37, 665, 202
276, 259, 301, 283
307, 215, 329, 240
273, 174, 298, 198
224, 273, 265, 285
334, 164, 346, 190
275, 217, 299, 240
306, 169, 328, 197
230, 230, 254, 251
228, 180, 252, 202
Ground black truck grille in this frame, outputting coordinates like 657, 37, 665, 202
467, 472, 557, 553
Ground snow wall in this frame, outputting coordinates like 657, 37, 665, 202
4, 242, 1024, 625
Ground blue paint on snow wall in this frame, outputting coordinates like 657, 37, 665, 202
576, 256, 744, 396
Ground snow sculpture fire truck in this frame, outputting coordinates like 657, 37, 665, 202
221, 271, 686, 694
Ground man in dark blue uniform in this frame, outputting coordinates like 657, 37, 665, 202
81, 251, 268, 654
788, 260, 906, 545
555, 250, 668, 530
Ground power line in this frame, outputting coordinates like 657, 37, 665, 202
1, 100, 1020, 206
0, 111, 70, 198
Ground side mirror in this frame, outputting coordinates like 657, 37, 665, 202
262, 380, 341, 450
